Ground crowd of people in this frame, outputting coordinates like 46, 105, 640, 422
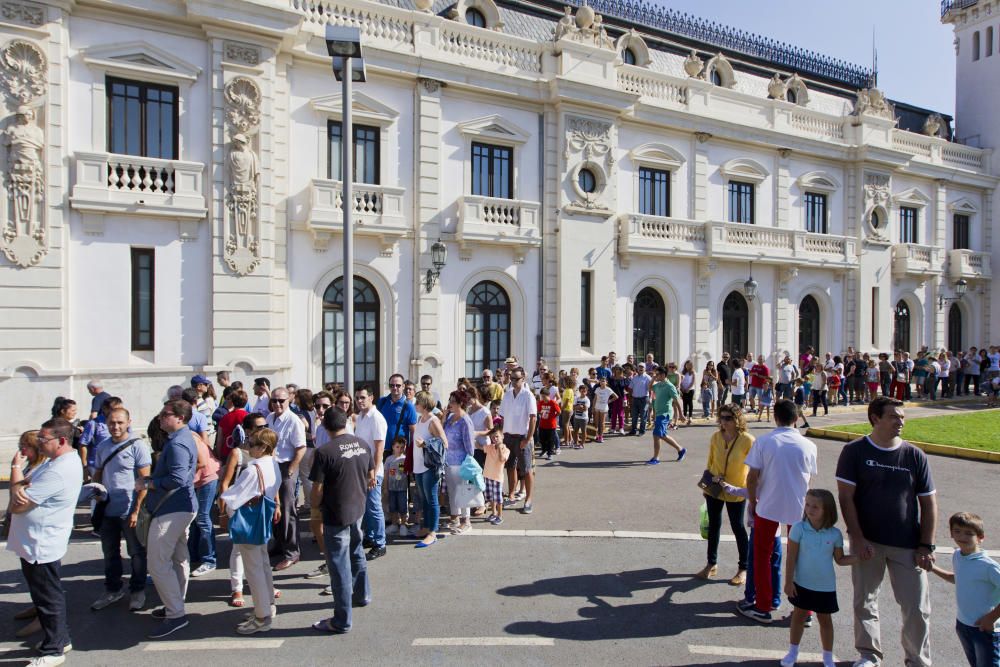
4, 345, 999, 667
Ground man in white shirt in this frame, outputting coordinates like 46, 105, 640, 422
252, 377, 272, 416
500, 370, 538, 513
627, 363, 653, 436
353, 387, 388, 561
739, 399, 818, 624
267, 387, 306, 571
8, 417, 84, 661
730, 359, 747, 408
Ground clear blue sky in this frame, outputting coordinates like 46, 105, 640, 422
656, 0, 957, 115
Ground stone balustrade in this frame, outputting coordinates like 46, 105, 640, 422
456, 195, 541, 262
948, 248, 992, 281
306, 179, 407, 252
892, 242, 944, 277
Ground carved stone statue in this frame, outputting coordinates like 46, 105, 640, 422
4, 105, 44, 234
923, 113, 944, 137
767, 73, 787, 100
552, 4, 613, 49
554, 6, 574, 40
683, 50, 703, 78
853, 87, 894, 120
227, 133, 258, 242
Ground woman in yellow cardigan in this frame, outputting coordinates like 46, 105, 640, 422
696, 404, 754, 585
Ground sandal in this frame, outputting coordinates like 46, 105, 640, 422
229, 591, 245, 608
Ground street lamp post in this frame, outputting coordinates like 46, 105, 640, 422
326, 26, 364, 392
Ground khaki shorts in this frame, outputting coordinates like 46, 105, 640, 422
503, 433, 532, 476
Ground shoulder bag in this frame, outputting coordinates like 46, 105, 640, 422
229, 464, 276, 545
698, 435, 736, 500
91, 438, 139, 532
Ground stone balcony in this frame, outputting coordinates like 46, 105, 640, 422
948, 248, 992, 281
455, 195, 541, 263
305, 179, 407, 253
618, 214, 857, 269
70, 151, 207, 237
892, 243, 944, 278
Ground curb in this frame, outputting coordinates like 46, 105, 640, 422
807, 427, 1000, 464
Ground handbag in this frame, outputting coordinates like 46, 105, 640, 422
91, 439, 138, 532
698, 435, 736, 500
229, 464, 276, 546
452, 478, 485, 509
135, 486, 181, 548
459, 454, 486, 492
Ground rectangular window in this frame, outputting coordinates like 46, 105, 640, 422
131, 248, 154, 351
899, 206, 919, 244
974, 31, 981, 61
107, 77, 178, 159
728, 181, 754, 224
871, 287, 878, 347
471, 142, 513, 199
580, 271, 592, 347
327, 121, 380, 184
988, 27, 995, 57
804, 192, 828, 234
954, 213, 970, 250
638, 167, 671, 216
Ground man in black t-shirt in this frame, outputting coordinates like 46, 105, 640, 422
716, 353, 732, 406
835, 397, 936, 667
309, 407, 375, 634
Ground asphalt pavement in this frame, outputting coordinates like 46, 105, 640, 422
0, 400, 993, 666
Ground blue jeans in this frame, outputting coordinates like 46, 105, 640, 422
322, 520, 369, 632
99, 515, 147, 592
957, 620, 1000, 667
416, 470, 440, 532
187, 479, 218, 566
743, 527, 781, 609
363, 476, 386, 549
629, 396, 648, 434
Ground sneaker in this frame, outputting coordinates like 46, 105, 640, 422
677, 448, 687, 462
780, 651, 797, 667
27, 657, 66, 667
190, 563, 216, 578
545, 454, 551, 460
737, 604, 772, 624
521, 502, 533, 515
148, 616, 189, 639
851, 658, 879, 667
502, 499, 517, 508
365, 546, 387, 561
803, 614, 814, 628
490, 515, 503, 525
129, 590, 146, 611
236, 616, 272, 635
305, 562, 328, 579
91, 589, 126, 611
645, 458, 660, 465
513, 491, 526, 501
243, 605, 277, 620
320, 585, 332, 596
736, 600, 755, 613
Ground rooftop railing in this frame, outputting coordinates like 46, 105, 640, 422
941, 0, 979, 18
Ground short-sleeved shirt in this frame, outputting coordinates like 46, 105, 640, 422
499, 387, 537, 436
94, 436, 151, 518
572, 396, 590, 419
954, 550, 1000, 629
835, 436, 935, 549
187, 409, 209, 435
990, 353, 1000, 372
217, 408, 249, 459
731, 368, 747, 395
652, 380, 679, 417
789, 521, 844, 592
779, 363, 797, 384
384, 454, 408, 492
483, 382, 504, 403
744, 427, 818, 525
749, 364, 770, 389
593, 386, 614, 411
7, 452, 84, 564
629, 373, 652, 398
90, 391, 111, 416
596, 366, 612, 381
309, 433, 374, 527
537, 399, 561, 430
267, 409, 306, 463
355, 409, 388, 477
377, 395, 419, 449
717, 363, 732, 385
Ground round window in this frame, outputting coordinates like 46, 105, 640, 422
578, 168, 597, 194
870, 209, 883, 229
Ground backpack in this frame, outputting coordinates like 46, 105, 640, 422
422, 435, 445, 472
228, 423, 246, 452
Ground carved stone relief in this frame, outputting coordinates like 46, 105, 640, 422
223, 76, 262, 276
223, 41, 260, 67
683, 50, 703, 78
767, 73, 786, 100
553, 5, 614, 49
564, 116, 615, 212
923, 113, 944, 137
862, 173, 891, 245
1, 1, 44, 26
852, 87, 894, 121
0, 39, 46, 267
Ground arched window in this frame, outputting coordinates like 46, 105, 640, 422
622, 47, 637, 65
465, 7, 487, 28
786, 88, 797, 105
722, 291, 749, 358
323, 276, 380, 391
465, 281, 510, 378
948, 303, 963, 353
633, 287, 665, 363
893, 300, 911, 353
799, 295, 820, 355
711, 69, 723, 86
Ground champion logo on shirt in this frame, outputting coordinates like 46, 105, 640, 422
865, 459, 909, 473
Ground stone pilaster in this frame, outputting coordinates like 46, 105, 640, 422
411, 78, 443, 379
542, 108, 560, 360
775, 267, 796, 357
694, 260, 713, 361
844, 165, 861, 346
691, 133, 709, 220
775, 149, 791, 228
985, 190, 993, 344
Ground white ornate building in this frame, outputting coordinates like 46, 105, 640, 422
0, 0, 995, 453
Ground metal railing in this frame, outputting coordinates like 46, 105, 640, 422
941, 0, 978, 18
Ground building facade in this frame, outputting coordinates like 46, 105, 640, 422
0, 0, 995, 453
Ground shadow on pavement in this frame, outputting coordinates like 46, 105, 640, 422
499, 567, 751, 641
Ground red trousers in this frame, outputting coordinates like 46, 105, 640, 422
752, 514, 781, 612
889, 380, 906, 400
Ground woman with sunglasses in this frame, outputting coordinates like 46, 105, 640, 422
6, 431, 47, 638
697, 404, 754, 586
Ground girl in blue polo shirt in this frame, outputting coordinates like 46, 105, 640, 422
781, 489, 858, 667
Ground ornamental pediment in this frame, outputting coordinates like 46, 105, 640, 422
458, 114, 531, 144
81, 41, 202, 83
892, 187, 932, 207
309, 91, 399, 125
